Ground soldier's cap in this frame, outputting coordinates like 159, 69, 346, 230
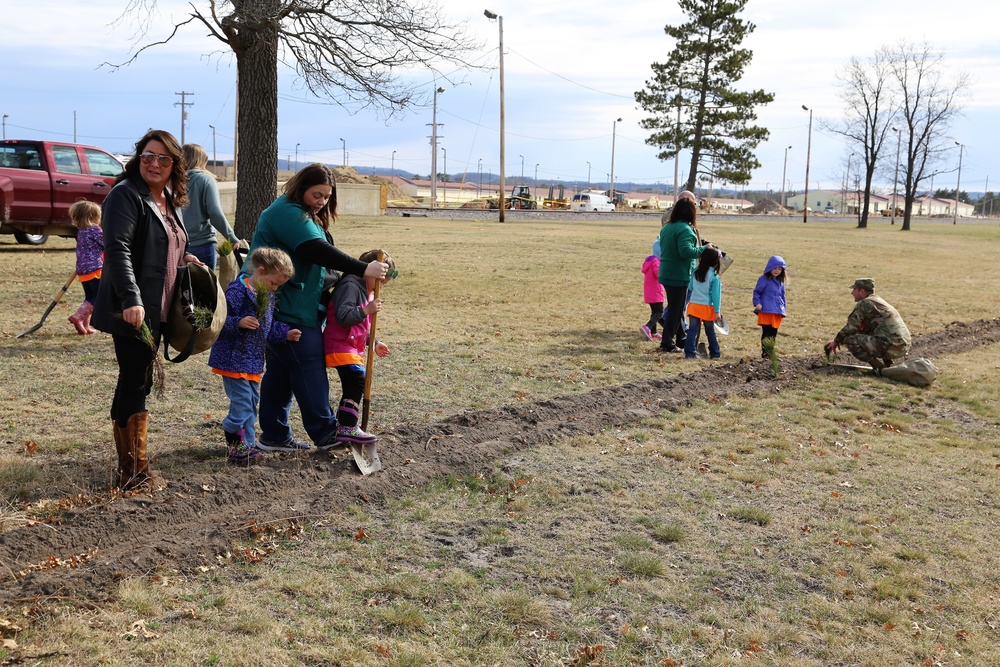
850, 278, 875, 292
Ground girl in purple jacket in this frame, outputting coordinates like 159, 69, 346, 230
324, 249, 395, 449
68, 200, 104, 335
752, 255, 788, 358
209, 248, 301, 463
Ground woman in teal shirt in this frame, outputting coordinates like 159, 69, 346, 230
247, 164, 388, 451
658, 198, 707, 353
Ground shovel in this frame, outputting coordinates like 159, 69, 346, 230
16, 272, 77, 338
353, 252, 384, 475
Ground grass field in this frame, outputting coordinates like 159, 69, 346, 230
1, 215, 999, 666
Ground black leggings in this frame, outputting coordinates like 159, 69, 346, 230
335, 365, 366, 427
660, 285, 688, 350
645, 303, 663, 332
111, 333, 158, 427
760, 324, 779, 354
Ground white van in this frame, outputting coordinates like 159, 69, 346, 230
570, 192, 615, 212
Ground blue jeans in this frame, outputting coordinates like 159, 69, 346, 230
684, 316, 720, 358
187, 243, 218, 271
258, 323, 338, 447
222, 376, 260, 446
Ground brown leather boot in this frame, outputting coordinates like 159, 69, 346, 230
113, 421, 133, 489
122, 412, 166, 491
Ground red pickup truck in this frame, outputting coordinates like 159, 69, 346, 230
0, 139, 123, 245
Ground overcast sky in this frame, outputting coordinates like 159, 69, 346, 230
3, 0, 997, 194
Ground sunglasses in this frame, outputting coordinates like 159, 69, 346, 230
139, 152, 174, 167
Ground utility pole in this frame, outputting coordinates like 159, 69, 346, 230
174, 91, 195, 145
209, 124, 217, 172
801, 105, 812, 223
891, 127, 901, 225
610, 117, 622, 205
485, 9, 505, 221
954, 142, 963, 225
428, 87, 445, 208
781, 145, 791, 209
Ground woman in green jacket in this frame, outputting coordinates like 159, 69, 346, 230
657, 198, 706, 352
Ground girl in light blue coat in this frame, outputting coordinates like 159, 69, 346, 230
684, 247, 722, 359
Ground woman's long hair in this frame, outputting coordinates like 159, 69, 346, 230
694, 247, 721, 283
668, 198, 697, 226
283, 163, 338, 230
182, 143, 209, 171
117, 129, 189, 207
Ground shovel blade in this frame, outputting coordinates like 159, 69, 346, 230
351, 442, 383, 475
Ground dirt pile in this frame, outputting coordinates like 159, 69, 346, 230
747, 198, 791, 215
1, 319, 998, 604
333, 166, 410, 202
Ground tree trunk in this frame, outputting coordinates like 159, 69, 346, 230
232, 0, 280, 240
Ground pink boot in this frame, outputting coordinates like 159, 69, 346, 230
68, 303, 89, 335
81, 301, 97, 334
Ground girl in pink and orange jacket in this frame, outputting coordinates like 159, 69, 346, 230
324, 249, 395, 448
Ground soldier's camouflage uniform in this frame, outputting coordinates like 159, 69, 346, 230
835, 295, 911, 369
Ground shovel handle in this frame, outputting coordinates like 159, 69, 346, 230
361, 251, 385, 430
16, 272, 77, 338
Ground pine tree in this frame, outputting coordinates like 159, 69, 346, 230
635, 0, 774, 192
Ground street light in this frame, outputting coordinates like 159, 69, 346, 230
477, 158, 482, 196
209, 124, 217, 172
2, 114, 8, 140
518, 154, 524, 182
802, 105, 813, 223
485, 9, 506, 221
430, 86, 445, 208
844, 152, 854, 215
891, 127, 901, 225
610, 117, 622, 205
534, 163, 538, 184
781, 145, 792, 208
954, 141, 963, 225
339, 138, 346, 167
586, 161, 591, 188
295, 142, 300, 169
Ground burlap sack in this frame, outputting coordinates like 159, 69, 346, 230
880, 358, 940, 387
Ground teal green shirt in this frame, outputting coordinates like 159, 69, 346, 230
247, 195, 325, 329
658, 221, 705, 287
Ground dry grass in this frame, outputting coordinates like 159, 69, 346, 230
2, 217, 1000, 665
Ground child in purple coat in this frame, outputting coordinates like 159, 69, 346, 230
753, 255, 788, 358
640, 239, 665, 340
68, 200, 103, 335
209, 248, 301, 463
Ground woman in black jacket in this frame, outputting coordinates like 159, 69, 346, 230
93, 129, 200, 491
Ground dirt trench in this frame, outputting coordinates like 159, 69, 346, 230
1, 319, 998, 604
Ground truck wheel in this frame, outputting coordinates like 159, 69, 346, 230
14, 232, 49, 246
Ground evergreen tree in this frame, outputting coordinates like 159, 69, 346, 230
635, 0, 774, 192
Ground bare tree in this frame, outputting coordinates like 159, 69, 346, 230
885, 41, 969, 231
108, 0, 479, 236
823, 51, 897, 228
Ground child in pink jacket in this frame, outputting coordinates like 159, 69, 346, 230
641, 239, 666, 340
324, 249, 395, 448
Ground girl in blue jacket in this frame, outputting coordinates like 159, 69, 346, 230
752, 255, 788, 358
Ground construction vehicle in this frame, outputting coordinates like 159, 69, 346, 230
542, 184, 570, 209
481, 185, 541, 210
506, 184, 537, 210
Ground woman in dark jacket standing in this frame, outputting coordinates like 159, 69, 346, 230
93, 129, 200, 491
